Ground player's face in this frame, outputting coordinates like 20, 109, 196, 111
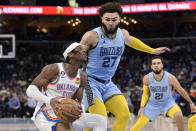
72, 45, 87, 62
151, 59, 163, 74
101, 12, 120, 35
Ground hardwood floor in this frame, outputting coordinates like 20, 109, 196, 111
0, 114, 189, 131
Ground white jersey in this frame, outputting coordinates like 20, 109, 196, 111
32, 62, 81, 122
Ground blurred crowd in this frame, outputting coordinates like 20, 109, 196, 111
0, 39, 196, 118
1, 20, 196, 41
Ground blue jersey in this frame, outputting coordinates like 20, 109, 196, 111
148, 71, 173, 102
86, 27, 125, 80
143, 71, 176, 120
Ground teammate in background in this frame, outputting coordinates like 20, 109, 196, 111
130, 56, 196, 131
26, 42, 107, 131
81, 2, 170, 131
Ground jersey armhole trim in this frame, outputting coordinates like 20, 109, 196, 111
49, 64, 60, 85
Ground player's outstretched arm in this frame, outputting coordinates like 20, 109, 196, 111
72, 71, 87, 103
138, 75, 150, 118
26, 64, 58, 104
122, 29, 170, 55
169, 74, 196, 112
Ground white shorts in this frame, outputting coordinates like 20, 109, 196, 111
34, 112, 57, 131
34, 112, 107, 131
72, 113, 107, 131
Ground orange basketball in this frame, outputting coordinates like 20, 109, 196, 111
55, 98, 82, 123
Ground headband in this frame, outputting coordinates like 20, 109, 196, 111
63, 42, 80, 59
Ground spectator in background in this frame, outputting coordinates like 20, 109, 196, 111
0, 93, 4, 117
3, 91, 11, 117
190, 67, 196, 81
9, 93, 21, 117
128, 78, 135, 89
26, 97, 36, 117
124, 69, 132, 81
191, 79, 196, 90
18, 93, 27, 118
130, 90, 140, 115
0, 86, 7, 94
123, 92, 133, 113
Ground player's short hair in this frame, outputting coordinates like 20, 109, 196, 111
150, 56, 164, 65
61, 42, 78, 63
98, 2, 122, 17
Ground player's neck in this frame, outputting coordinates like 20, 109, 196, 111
64, 63, 80, 78
101, 27, 117, 40
153, 71, 164, 81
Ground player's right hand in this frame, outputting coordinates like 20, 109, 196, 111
50, 96, 65, 115
138, 107, 144, 118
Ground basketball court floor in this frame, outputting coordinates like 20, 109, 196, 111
0, 113, 189, 131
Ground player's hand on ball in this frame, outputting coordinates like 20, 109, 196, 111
74, 99, 83, 112
50, 96, 65, 115
51, 97, 82, 123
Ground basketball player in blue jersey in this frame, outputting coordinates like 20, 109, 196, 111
26, 42, 107, 131
80, 2, 170, 131
131, 56, 196, 131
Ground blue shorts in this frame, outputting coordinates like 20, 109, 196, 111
83, 76, 121, 111
143, 98, 176, 120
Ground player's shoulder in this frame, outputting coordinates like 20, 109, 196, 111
120, 28, 129, 35
168, 73, 178, 85
81, 30, 99, 49
41, 63, 59, 76
143, 74, 149, 84
168, 73, 176, 80
120, 28, 131, 42
83, 30, 98, 39
143, 74, 149, 80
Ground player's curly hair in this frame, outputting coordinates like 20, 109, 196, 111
98, 2, 122, 17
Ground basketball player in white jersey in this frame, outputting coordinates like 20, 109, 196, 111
26, 42, 107, 131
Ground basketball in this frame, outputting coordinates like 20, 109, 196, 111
55, 98, 82, 123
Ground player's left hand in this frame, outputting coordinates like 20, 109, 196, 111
154, 47, 170, 55
74, 99, 83, 113
190, 103, 196, 113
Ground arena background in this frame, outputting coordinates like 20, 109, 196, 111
0, 0, 196, 131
